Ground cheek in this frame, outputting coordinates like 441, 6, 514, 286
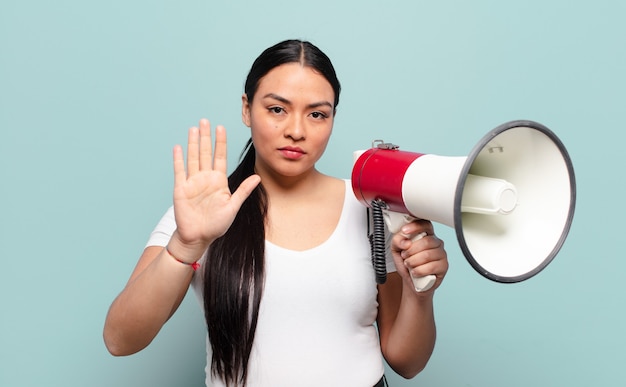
249, 122, 276, 151
316, 126, 333, 145
251, 116, 284, 140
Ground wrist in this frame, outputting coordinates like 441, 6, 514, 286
403, 279, 435, 302
166, 231, 209, 265
165, 245, 200, 271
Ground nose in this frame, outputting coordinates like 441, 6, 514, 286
285, 115, 305, 141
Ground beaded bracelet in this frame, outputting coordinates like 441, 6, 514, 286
166, 246, 200, 271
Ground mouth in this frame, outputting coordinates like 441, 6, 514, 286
279, 146, 306, 160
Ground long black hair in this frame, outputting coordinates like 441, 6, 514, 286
203, 39, 341, 386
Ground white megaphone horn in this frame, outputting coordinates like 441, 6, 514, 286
351, 120, 576, 292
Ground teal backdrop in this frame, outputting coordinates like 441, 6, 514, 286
1, 1, 624, 386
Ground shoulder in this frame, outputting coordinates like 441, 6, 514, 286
319, 174, 346, 191
145, 206, 176, 248
310, 174, 346, 203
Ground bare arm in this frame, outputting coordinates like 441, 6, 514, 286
103, 241, 196, 355
103, 119, 260, 356
377, 220, 448, 378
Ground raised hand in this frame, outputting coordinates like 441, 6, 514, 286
169, 119, 261, 261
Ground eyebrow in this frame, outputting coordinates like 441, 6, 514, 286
262, 93, 334, 110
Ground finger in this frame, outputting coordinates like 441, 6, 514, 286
404, 248, 443, 268
400, 235, 443, 259
173, 144, 186, 187
198, 119, 213, 171
391, 234, 412, 252
230, 174, 261, 207
187, 126, 200, 176
400, 219, 434, 238
213, 125, 228, 174
407, 262, 439, 284
406, 259, 445, 278
392, 231, 433, 254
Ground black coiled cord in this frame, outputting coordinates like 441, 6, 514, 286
369, 199, 387, 284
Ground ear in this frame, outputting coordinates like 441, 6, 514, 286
241, 94, 251, 127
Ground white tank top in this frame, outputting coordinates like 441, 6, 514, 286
146, 180, 396, 386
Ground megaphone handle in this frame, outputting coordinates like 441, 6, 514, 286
408, 232, 437, 292
383, 211, 437, 292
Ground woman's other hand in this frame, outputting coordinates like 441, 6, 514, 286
390, 219, 449, 294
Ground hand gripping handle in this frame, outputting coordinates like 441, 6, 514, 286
408, 232, 437, 292
384, 211, 437, 292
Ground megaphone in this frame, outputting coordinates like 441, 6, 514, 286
352, 120, 576, 292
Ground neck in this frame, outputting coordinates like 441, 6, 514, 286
255, 167, 326, 197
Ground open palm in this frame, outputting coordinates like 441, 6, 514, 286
172, 119, 260, 248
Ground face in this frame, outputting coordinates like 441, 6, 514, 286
242, 63, 335, 181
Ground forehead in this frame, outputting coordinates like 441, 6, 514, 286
256, 63, 335, 102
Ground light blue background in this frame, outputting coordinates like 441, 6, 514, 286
1, 1, 624, 386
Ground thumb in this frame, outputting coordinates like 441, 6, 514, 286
230, 174, 262, 206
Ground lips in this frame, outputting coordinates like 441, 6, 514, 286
279, 146, 306, 160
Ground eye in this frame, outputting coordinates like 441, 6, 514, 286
310, 111, 328, 120
268, 106, 285, 114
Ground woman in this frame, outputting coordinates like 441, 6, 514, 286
104, 39, 448, 387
